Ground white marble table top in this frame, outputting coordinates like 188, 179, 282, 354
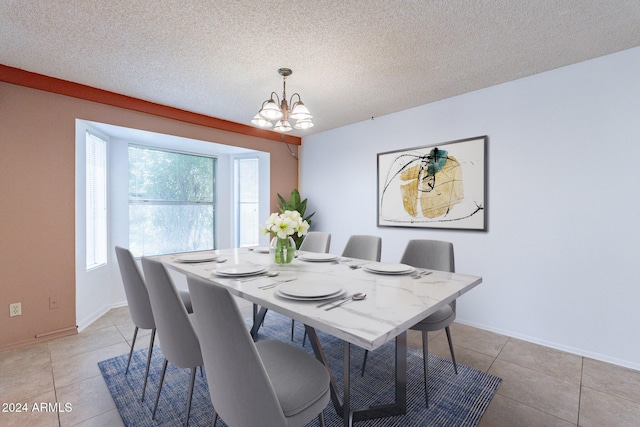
158, 247, 482, 351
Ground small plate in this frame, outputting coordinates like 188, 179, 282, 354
298, 253, 339, 262
175, 253, 217, 263
278, 280, 343, 298
362, 262, 415, 275
275, 289, 346, 301
214, 263, 267, 277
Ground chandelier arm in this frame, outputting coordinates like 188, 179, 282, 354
269, 91, 280, 105
289, 92, 302, 107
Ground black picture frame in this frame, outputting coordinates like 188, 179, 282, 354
377, 136, 487, 230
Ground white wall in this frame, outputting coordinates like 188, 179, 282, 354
300, 47, 640, 370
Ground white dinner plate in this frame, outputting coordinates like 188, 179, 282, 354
278, 280, 343, 298
214, 263, 267, 277
251, 246, 271, 254
175, 253, 218, 263
298, 253, 339, 262
362, 262, 415, 275
275, 289, 346, 301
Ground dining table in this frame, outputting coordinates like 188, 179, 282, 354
156, 247, 482, 427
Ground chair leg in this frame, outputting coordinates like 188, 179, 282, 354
318, 410, 326, 427
152, 359, 168, 420
126, 326, 139, 374
184, 367, 197, 427
445, 326, 458, 374
422, 330, 429, 408
142, 328, 156, 401
302, 329, 307, 347
291, 319, 295, 341
361, 350, 369, 376
211, 410, 218, 427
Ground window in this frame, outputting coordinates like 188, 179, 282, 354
128, 145, 216, 256
86, 131, 108, 269
234, 158, 260, 247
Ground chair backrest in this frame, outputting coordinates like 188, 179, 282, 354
141, 257, 202, 369
402, 240, 456, 312
400, 239, 455, 272
187, 275, 288, 426
342, 235, 382, 261
114, 246, 155, 330
299, 231, 331, 253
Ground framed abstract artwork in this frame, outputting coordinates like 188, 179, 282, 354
377, 136, 487, 230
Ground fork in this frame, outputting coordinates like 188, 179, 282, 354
259, 278, 296, 290
412, 270, 433, 279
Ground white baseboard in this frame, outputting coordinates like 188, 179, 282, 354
456, 318, 640, 372
77, 305, 111, 332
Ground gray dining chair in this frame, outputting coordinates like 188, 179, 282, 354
342, 234, 382, 261
187, 275, 330, 427
361, 239, 458, 408
141, 257, 203, 427
114, 246, 193, 402
298, 231, 331, 253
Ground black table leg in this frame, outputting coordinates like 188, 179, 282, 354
249, 305, 268, 340
304, 325, 408, 426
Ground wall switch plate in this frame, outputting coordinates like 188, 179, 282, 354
49, 296, 60, 309
9, 303, 21, 317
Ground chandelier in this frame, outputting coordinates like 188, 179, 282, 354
251, 68, 313, 132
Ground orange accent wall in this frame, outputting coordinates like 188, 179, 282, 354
0, 79, 298, 349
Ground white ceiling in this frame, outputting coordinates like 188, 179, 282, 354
2, 1, 640, 137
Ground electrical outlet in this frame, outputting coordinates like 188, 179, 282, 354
9, 303, 21, 317
49, 296, 60, 309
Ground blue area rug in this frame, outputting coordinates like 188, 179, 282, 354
99, 313, 501, 426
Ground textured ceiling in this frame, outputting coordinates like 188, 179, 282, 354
2, 1, 640, 136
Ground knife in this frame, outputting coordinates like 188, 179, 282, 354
316, 294, 351, 308
258, 278, 296, 289
324, 298, 353, 311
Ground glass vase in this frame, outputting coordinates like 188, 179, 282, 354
270, 236, 296, 265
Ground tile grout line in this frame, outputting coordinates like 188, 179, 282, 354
488, 339, 584, 425
575, 356, 584, 426
485, 335, 509, 374
47, 342, 62, 427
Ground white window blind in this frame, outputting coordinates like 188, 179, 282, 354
86, 131, 108, 269
235, 157, 260, 247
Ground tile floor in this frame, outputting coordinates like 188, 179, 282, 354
2, 305, 639, 426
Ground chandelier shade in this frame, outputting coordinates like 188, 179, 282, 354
252, 68, 313, 132
290, 101, 312, 120
293, 117, 314, 130
274, 120, 293, 133
251, 114, 273, 128
258, 98, 283, 121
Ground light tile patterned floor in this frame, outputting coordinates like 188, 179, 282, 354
1, 306, 639, 426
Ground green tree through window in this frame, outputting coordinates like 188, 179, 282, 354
128, 145, 216, 256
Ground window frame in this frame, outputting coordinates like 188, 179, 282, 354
233, 156, 261, 247
127, 144, 218, 257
